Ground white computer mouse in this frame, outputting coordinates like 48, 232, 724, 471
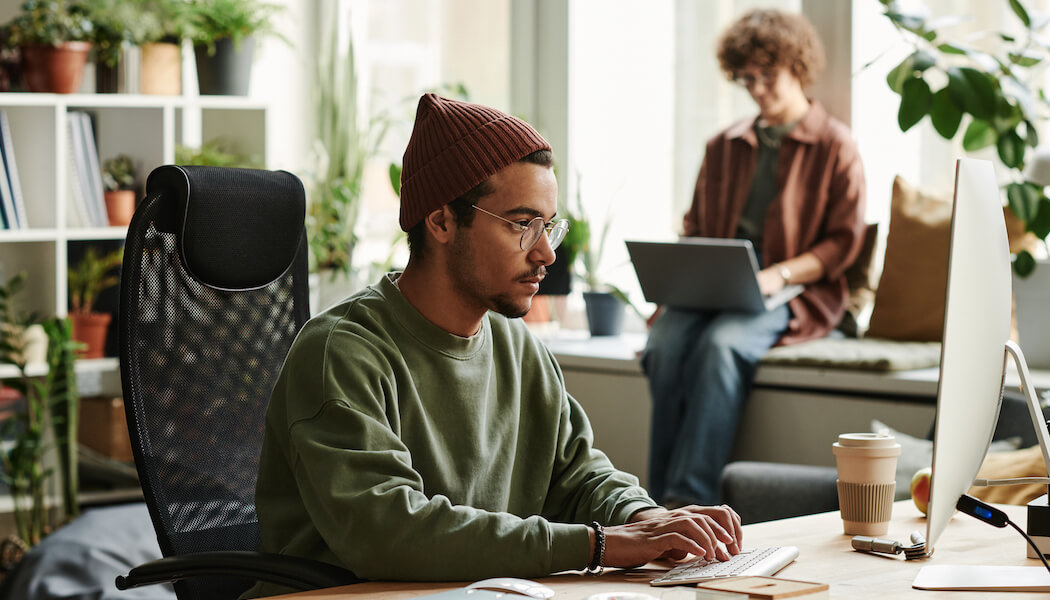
465, 577, 556, 598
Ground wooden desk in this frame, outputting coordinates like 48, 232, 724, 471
267, 501, 1044, 599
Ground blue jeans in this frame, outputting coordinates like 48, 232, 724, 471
641, 305, 790, 505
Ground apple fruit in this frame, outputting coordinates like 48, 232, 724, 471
911, 466, 932, 515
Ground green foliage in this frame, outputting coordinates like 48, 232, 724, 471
176, 139, 260, 168
67, 246, 123, 315
184, 0, 285, 54
1, 0, 94, 47
101, 153, 136, 191
879, 0, 1050, 276
81, 0, 189, 67
0, 275, 80, 546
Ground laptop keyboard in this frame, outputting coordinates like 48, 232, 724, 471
649, 546, 800, 586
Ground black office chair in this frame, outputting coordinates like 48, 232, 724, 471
116, 165, 361, 600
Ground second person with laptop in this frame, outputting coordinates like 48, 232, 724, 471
642, 8, 867, 507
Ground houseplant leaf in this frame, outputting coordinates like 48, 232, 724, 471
898, 77, 933, 131
930, 87, 963, 138
947, 67, 998, 120
996, 129, 1026, 168
1026, 195, 1050, 239
961, 119, 996, 151
1014, 249, 1036, 277
1007, 181, 1041, 222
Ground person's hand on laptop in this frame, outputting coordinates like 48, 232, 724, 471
756, 267, 785, 296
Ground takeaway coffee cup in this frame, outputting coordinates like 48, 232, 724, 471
833, 432, 901, 535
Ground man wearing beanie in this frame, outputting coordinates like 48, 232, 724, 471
248, 94, 742, 595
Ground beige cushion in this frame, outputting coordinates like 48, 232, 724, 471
866, 176, 952, 342
762, 337, 941, 371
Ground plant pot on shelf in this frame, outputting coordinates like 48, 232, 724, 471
104, 190, 136, 226
583, 291, 624, 337
20, 42, 92, 93
71, 312, 111, 359
194, 37, 255, 96
140, 42, 181, 95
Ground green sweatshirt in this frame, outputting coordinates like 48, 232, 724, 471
249, 273, 655, 595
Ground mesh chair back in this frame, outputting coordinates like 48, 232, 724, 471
119, 166, 309, 600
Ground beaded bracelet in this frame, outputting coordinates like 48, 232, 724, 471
586, 521, 605, 576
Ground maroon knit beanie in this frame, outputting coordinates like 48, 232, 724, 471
398, 93, 551, 231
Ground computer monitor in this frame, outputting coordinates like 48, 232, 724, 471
916, 158, 1050, 590
925, 157, 1014, 551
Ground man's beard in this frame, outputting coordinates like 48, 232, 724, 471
448, 231, 545, 319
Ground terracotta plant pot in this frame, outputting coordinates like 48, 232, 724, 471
21, 42, 92, 93
71, 312, 111, 359
104, 190, 136, 226
140, 42, 181, 95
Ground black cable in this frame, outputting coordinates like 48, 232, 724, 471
1007, 519, 1050, 575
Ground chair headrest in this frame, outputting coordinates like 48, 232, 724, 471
145, 165, 306, 290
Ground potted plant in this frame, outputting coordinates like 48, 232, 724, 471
184, 0, 285, 95
307, 4, 384, 311
0, 273, 80, 553
100, 153, 137, 226
1, 0, 93, 93
67, 246, 122, 359
569, 177, 641, 336
878, 0, 1050, 277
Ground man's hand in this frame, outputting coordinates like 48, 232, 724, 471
598, 505, 743, 569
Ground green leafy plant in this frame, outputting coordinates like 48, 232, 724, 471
101, 153, 136, 192
307, 4, 387, 276
68, 247, 123, 315
82, 0, 161, 67
0, 274, 80, 547
568, 175, 643, 320
1, 0, 94, 48
184, 0, 285, 55
176, 139, 260, 168
879, 0, 1050, 276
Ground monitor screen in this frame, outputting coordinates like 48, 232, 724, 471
925, 158, 1013, 553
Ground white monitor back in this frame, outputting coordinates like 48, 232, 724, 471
926, 158, 1013, 552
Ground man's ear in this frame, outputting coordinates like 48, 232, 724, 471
424, 205, 455, 245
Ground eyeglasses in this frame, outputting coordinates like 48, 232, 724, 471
472, 205, 570, 252
734, 69, 779, 89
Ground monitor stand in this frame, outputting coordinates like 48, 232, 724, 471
913, 341, 1050, 592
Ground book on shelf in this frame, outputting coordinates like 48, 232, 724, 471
77, 112, 108, 227
65, 117, 92, 228
67, 111, 107, 228
0, 115, 14, 230
0, 110, 26, 229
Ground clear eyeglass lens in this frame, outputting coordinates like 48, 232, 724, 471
547, 220, 569, 250
520, 218, 570, 251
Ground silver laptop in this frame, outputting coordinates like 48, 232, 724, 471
625, 237, 803, 313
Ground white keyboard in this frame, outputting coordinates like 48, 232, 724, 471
649, 546, 800, 586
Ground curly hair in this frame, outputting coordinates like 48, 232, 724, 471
716, 9, 825, 89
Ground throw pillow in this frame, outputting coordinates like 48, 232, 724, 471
866, 176, 951, 342
871, 419, 1020, 500
970, 445, 1048, 505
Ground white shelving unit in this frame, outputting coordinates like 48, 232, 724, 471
0, 92, 268, 327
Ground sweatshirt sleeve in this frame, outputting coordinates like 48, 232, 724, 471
539, 351, 658, 526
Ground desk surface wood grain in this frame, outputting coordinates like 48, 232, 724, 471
266, 501, 1043, 599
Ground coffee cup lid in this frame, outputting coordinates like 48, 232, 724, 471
836, 432, 897, 447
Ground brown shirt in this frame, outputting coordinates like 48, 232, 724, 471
683, 101, 866, 345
